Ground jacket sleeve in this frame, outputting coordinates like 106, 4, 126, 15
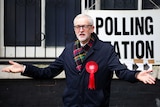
107, 44, 139, 82
21, 51, 65, 79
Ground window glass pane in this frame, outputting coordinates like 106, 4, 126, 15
4, 0, 41, 46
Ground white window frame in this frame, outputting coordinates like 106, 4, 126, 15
0, 0, 64, 59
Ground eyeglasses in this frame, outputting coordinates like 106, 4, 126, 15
74, 25, 92, 30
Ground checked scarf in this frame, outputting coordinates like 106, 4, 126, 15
73, 36, 95, 71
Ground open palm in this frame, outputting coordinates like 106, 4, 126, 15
2, 60, 24, 73
136, 70, 155, 84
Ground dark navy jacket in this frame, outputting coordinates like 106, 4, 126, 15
22, 33, 139, 107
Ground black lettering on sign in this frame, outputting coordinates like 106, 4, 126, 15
146, 41, 154, 58
105, 17, 113, 35
114, 41, 121, 58
115, 18, 121, 35
113, 41, 154, 59
95, 16, 154, 36
136, 41, 145, 58
145, 16, 153, 35
122, 41, 129, 59
135, 17, 144, 35
96, 17, 103, 35
122, 17, 129, 35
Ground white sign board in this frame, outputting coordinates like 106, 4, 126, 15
86, 10, 160, 67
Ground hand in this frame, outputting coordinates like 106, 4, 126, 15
1, 60, 25, 73
136, 70, 156, 84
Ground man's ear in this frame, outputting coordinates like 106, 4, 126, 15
91, 26, 95, 33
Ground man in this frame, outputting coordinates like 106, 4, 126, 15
2, 14, 155, 107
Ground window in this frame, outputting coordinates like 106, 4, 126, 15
4, 0, 41, 46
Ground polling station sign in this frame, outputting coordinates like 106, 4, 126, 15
87, 10, 160, 65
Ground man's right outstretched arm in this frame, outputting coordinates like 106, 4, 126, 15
1, 58, 64, 79
1, 60, 25, 73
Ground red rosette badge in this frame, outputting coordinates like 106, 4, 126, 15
85, 61, 98, 90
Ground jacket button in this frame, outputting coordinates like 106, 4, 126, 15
78, 71, 81, 75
